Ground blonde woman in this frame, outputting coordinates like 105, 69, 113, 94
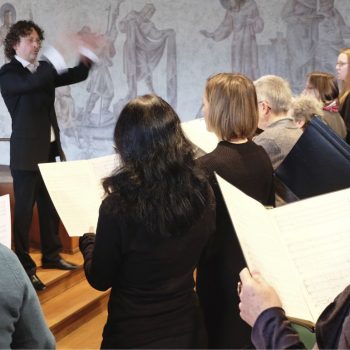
336, 48, 350, 143
196, 73, 274, 349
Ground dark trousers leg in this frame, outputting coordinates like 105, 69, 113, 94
11, 144, 62, 273
39, 142, 62, 263
11, 169, 39, 275
36, 171, 62, 263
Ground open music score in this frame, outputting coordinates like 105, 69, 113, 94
39, 155, 120, 236
181, 118, 218, 154
217, 174, 350, 326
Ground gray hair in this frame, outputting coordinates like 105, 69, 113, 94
254, 75, 292, 115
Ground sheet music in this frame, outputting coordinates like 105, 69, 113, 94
39, 155, 119, 236
181, 118, 218, 154
271, 189, 350, 320
0, 194, 11, 249
217, 175, 313, 322
90, 154, 121, 198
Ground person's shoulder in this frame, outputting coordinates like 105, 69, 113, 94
196, 148, 220, 173
99, 193, 123, 218
0, 244, 27, 288
0, 59, 19, 72
253, 129, 273, 143
100, 195, 114, 211
344, 93, 350, 105
248, 139, 271, 155
37, 59, 55, 72
0, 243, 18, 263
38, 59, 51, 67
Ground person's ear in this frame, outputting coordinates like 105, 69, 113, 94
261, 101, 271, 116
295, 119, 305, 128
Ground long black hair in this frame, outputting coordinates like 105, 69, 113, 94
103, 95, 210, 237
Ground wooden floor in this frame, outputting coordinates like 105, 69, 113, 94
31, 250, 108, 349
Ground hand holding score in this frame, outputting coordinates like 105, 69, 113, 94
238, 267, 282, 327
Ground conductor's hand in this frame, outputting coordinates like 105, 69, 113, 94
53, 31, 107, 59
77, 31, 108, 56
238, 267, 282, 327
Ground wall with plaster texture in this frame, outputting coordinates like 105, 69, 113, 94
0, 0, 350, 164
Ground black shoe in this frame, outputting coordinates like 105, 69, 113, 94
42, 258, 78, 270
29, 273, 46, 291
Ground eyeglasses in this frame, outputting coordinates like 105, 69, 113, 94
336, 62, 348, 67
23, 37, 42, 47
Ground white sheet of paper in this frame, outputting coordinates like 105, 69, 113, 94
181, 118, 218, 154
0, 194, 11, 249
217, 175, 350, 323
39, 154, 120, 236
216, 175, 312, 322
270, 189, 350, 320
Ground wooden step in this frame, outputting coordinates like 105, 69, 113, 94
30, 250, 109, 345
42, 278, 109, 341
38, 267, 86, 303
31, 251, 85, 303
56, 309, 107, 348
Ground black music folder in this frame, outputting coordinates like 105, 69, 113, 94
275, 117, 350, 199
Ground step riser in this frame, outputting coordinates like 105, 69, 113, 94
33, 251, 108, 348
39, 268, 85, 303
51, 294, 108, 341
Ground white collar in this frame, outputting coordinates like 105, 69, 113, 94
15, 55, 39, 69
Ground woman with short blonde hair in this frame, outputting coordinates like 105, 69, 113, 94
205, 73, 258, 140
196, 72, 274, 349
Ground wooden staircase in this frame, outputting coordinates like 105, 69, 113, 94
0, 166, 108, 348
32, 251, 109, 348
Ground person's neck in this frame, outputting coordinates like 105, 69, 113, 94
227, 137, 248, 144
15, 54, 35, 66
265, 114, 288, 128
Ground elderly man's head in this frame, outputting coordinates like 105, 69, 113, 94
289, 95, 323, 130
254, 75, 293, 130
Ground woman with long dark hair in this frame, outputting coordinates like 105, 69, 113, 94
79, 95, 215, 349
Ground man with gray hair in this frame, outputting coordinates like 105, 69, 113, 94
253, 75, 302, 170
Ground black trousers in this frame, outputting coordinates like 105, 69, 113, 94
11, 143, 62, 275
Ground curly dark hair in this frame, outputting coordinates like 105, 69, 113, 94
4, 20, 44, 60
102, 94, 210, 237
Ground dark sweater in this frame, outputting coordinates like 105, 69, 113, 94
339, 93, 350, 144
252, 285, 350, 349
196, 140, 274, 349
80, 188, 216, 349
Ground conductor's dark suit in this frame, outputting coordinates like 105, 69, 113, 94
0, 57, 91, 274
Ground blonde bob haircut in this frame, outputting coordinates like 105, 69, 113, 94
205, 73, 258, 140
254, 75, 292, 115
